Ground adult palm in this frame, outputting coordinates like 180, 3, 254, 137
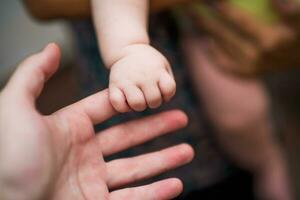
0, 44, 194, 200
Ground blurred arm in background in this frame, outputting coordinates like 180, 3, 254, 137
181, 35, 293, 200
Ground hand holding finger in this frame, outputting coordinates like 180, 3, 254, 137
97, 110, 188, 156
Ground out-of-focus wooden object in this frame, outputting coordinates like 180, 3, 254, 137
23, 0, 193, 20
185, 0, 300, 76
24, 0, 300, 76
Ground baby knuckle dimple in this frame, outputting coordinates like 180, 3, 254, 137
139, 73, 155, 82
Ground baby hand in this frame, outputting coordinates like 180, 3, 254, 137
109, 44, 176, 112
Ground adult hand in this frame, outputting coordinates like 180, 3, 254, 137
0, 44, 194, 200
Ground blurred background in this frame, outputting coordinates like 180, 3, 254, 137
1, 0, 300, 199
0, 0, 79, 113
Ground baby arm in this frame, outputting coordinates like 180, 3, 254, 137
91, 0, 176, 112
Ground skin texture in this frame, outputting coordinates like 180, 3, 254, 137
91, 0, 176, 112
24, 0, 178, 111
0, 44, 194, 200
109, 45, 176, 112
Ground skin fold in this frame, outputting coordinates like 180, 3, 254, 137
0, 44, 194, 200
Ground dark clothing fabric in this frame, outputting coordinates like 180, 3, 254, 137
70, 13, 252, 197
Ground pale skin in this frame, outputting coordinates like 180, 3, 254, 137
0, 44, 194, 200
91, 0, 176, 112
181, 36, 292, 200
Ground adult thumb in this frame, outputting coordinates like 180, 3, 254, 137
4, 43, 61, 105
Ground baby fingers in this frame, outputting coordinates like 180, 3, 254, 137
141, 84, 162, 109
159, 73, 176, 102
123, 85, 147, 112
109, 86, 130, 113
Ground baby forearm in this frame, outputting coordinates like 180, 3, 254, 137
92, 0, 150, 68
